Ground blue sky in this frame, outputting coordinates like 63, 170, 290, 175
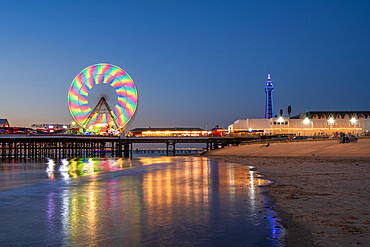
0, 0, 369, 129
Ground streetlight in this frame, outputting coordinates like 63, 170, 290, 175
277, 117, 285, 134
303, 117, 312, 135
327, 117, 335, 135
328, 117, 335, 125
350, 117, 358, 135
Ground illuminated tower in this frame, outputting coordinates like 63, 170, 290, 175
265, 74, 274, 119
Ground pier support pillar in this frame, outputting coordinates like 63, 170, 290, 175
123, 140, 129, 158
118, 139, 122, 158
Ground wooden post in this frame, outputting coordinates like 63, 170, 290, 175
2, 141, 5, 160
214, 141, 218, 149
118, 139, 122, 158
15, 142, 18, 159
22, 142, 25, 159
123, 140, 129, 158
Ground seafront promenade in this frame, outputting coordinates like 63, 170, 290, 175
206, 138, 370, 246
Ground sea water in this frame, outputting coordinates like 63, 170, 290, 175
0, 157, 285, 246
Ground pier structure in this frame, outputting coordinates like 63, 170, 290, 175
0, 136, 257, 160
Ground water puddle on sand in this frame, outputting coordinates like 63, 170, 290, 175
0, 157, 285, 246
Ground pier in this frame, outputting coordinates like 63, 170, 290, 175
0, 136, 259, 159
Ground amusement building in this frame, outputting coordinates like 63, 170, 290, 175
228, 74, 370, 136
129, 128, 207, 137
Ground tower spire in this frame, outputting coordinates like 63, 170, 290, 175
265, 74, 274, 119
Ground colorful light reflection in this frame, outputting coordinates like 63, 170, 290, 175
43, 157, 285, 246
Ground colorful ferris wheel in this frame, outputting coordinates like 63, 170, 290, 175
68, 63, 138, 132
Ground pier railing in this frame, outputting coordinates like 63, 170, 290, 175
0, 136, 258, 159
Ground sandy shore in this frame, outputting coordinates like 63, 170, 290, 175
206, 138, 370, 246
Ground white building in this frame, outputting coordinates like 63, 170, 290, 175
228, 111, 370, 136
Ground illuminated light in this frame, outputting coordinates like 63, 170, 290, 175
328, 117, 335, 124
248, 128, 252, 132
89, 126, 93, 130
72, 121, 76, 125
277, 117, 284, 123
140, 130, 207, 137
350, 117, 357, 124
59, 159, 70, 180
95, 123, 107, 127
46, 158, 55, 179
303, 117, 310, 125
63, 125, 67, 129
269, 127, 361, 131
48, 125, 53, 129
67, 63, 138, 131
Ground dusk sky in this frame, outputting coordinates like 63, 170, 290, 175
0, 0, 369, 130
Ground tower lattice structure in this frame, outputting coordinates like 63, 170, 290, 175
265, 74, 274, 119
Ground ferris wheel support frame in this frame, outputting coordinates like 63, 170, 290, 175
82, 97, 119, 130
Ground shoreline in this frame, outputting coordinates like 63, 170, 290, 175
259, 185, 314, 247
206, 140, 370, 246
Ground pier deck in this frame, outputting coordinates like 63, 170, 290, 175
0, 135, 258, 159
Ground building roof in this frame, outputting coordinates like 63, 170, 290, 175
291, 111, 370, 119
0, 119, 8, 125
130, 127, 205, 132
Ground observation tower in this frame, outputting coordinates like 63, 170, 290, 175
265, 74, 274, 119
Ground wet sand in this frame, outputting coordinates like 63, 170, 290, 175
206, 138, 370, 246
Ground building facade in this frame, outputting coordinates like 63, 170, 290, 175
129, 128, 207, 137
228, 111, 370, 136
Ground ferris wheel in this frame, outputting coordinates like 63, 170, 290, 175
68, 63, 138, 132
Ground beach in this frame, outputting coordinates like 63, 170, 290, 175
206, 138, 370, 246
